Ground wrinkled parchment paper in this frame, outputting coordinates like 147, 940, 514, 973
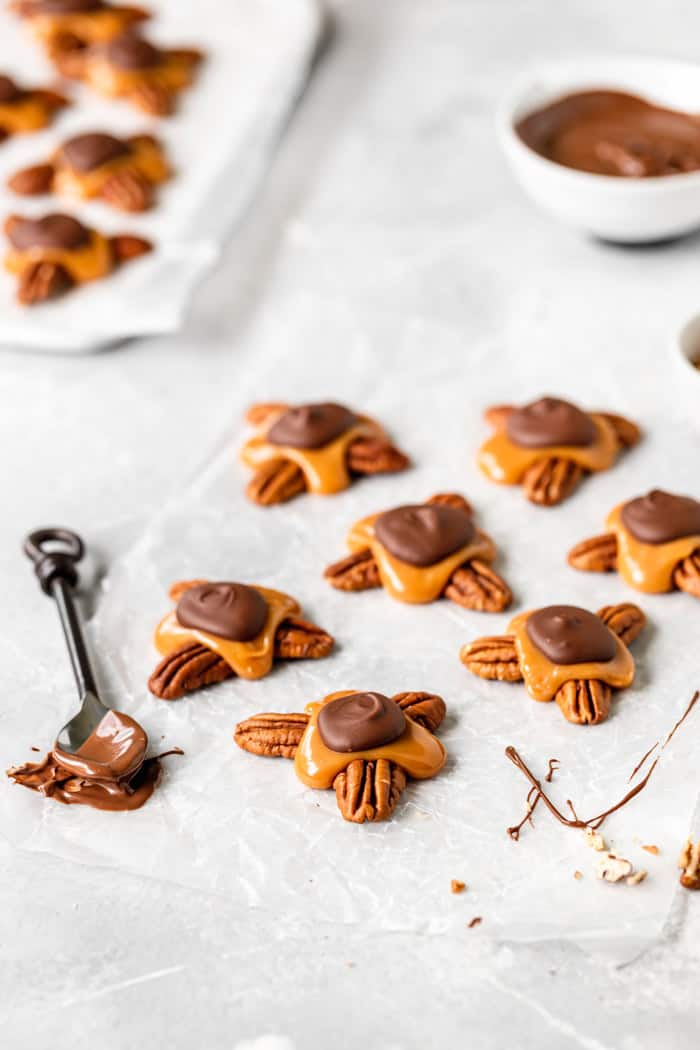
2, 294, 699, 964
0, 0, 322, 352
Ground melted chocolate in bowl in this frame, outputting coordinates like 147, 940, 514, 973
61, 132, 130, 173
104, 33, 161, 70
267, 402, 358, 449
506, 397, 595, 449
621, 489, 700, 544
176, 582, 268, 642
6, 213, 90, 251
0, 75, 21, 104
526, 605, 616, 665
374, 504, 475, 567
516, 90, 700, 177
53, 710, 147, 781
317, 692, 406, 752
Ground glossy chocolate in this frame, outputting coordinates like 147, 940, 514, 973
526, 605, 616, 665
6, 213, 90, 251
317, 692, 406, 753
176, 582, 268, 642
374, 503, 475, 567
0, 75, 21, 104
31, 0, 103, 12
267, 402, 358, 449
506, 397, 595, 449
61, 132, 130, 173
516, 90, 700, 178
621, 489, 700, 545
53, 710, 147, 781
104, 33, 161, 70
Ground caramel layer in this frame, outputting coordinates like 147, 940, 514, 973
241, 413, 386, 496
86, 55, 195, 99
154, 586, 300, 680
347, 514, 496, 603
4, 229, 113, 283
294, 692, 446, 789
606, 504, 700, 593
30, 10, 141, 45
509, 610, 634, 702
478, 414, 618, 484
55, 138, 169, 199
0, 97, 52, 133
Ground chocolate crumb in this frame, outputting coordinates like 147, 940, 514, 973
467, 916, 482, 929
451, 880, 466, 894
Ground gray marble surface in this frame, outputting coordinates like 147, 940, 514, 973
2, 1, 700, 1046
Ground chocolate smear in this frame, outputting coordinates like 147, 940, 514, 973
621, 489, 700, 545
374, 503, 475, 567
526, 605, 616, 665
506, 397, 595, 449
176, 582, 268, 642
317, 692, 406, 753
267, 402, 357, 449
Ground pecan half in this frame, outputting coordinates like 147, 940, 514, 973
444, 559, 512, 612
484, 404, 514, 430
246, 459, 306, 506
678, 838, 700, 890
333, 758, 406, 823
7, 163, 55, 195
346, 437, 410, 475
673, 551, 700, 598
131, 82, 174, 117
275, 617, 334, 660
555, 679, 612, 725
460, 635, 523, 682
596, 412, 641, 449
17, 260, 73, 305
522, 457, 584, 506
426, 492, 473, 516
148, 640, 232, 700
31, 88, 70, 112
49, 44, 86, 79
245, 402, 288, 427
392, 691, 446, 733
597, 603, 646, 647
109, 234, 152, 265
324, 548, 381, 591
568, 533, 618, 572
101, 169, 153, 212
234, 712, 309, 759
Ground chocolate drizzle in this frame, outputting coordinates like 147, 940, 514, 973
61, 132, 130, 173
103, 33, 161, 70
176, 582, 268, 642
0, 75, 21, 104
526, 605, 616, 665
506, 397, 595, 449
267, 403, 358, 449
6, 213, 90, 251
317, 692, 406, 753
621, 489, 700, 545
374, 503, 475, 567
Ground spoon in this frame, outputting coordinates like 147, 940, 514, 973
23, 527, 147, 776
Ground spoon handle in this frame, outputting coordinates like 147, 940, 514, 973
23, 527, 98, 700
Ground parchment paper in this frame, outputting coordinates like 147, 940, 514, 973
0, 0, 322, 352
2, 293, 698, 965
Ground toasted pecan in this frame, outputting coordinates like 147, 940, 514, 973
346, 436, 410, 475
596, 603, 646, 647
522, 457, 584, 506
392, 691, 446, 733
131, 81, 174, 116
234, 712, 309, 759
274, 617, 334, 660
110, 234, 152, 264
148, 640, 232, 700
17, 260, 72, 305
484, 404, 514, 430
426, 492, 473, 516
246, 459, 307, 506
324, 548, 381, 591
673, 551, 700, 598
460, 635, 523, 682
568, 532, 618, 573
444, 559, 512, 612
333, 758, 406, 823
596, 412, 642, 449
7, 162, 55, 196
101, 169, 153, 212
679, 838, 700, 890
245, 402, 288, 427
555, 679, 612, 725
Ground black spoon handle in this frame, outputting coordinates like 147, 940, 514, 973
23, 527, 98, 700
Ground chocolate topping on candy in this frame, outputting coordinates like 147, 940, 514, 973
176, 582, 268, 642
31, 0, 103, 12
621, 489, 700, 545
7, 213, 90, 251
104, 33, 161, 70
317, 692, 407, 753
374, 503, 475, 567
267, 402, 358, 449
0, 75, 21, 104
506, 397, 596, 449
526, 605, 616, 665
61, 132, 130, 173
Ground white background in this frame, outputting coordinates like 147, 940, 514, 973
2, 1, 700, 1047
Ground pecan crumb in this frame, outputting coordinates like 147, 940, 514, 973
678, 838, 700, 890
467, 916, 482, 929
573, 870, 583, 880
594, 851, 633, 883
451, 880, 466, 894
583, 827, 607, 851
642, 844, 659, 856
626, 870, 647, 886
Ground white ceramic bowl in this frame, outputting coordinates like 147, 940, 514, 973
498, 56, 700, 243
671, 310, 700, 423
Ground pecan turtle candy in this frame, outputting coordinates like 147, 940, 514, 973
52, 29, 203, 116
240, 401, 410, 506
460, 602, 646, 725
149, 580, 334, 700
235, 689, 447, 824
0, 73, 68, 143
478, 397, 641, 506
325, 492, 512, 611
8, 131, 170, 212
568, 489, 700, 599
3, 212, 152, 305
10, 0, 150, 65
